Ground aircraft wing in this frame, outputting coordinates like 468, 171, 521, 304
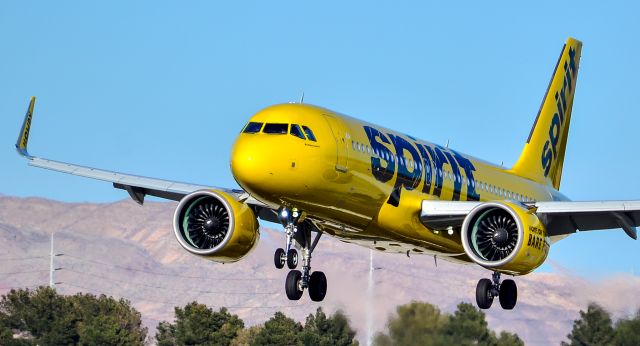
421, 200, 639, 241
15, 97, 274, 220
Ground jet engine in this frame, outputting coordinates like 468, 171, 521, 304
461, 201, 549, 275
173, 190, 259, 263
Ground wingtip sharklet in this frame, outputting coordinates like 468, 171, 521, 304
15, 96, 36, 159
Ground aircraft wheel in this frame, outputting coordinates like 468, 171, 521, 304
274, 248, 286, 269
287, 249, 298, 269
308, 271, 327, 302
285, 270, 303, 300
476, 278, 494, 309
499, 279, 517, 310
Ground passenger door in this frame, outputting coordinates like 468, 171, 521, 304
322, 114, 349, 173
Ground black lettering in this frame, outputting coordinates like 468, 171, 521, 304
426, 145, 447, 197
548, 114, 561, 159
388, 134, 422, 192
442, 150, 461, 201
451, 150, 480, 201
416, 143, 433, 194
364, 126, 395, 183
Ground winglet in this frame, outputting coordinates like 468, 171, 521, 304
15, 96, 36, 158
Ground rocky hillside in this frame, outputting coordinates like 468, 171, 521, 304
0, 196, 638, 345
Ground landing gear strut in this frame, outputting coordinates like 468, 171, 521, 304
275, 207, 326, 301
274, 208, 300, 270
475, 272, 517, 310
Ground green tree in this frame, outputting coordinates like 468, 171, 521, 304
443, 302, 495, 345
0, 287, 147, 346
373, 301, 522, 346
562, 302, 614, 346
252, 311, 302, 346
614, 309, 640, 346
155, 302, 244, 346
373, 301, 449, 346
156, 321, 177, 346
231, 325, 262, 346
495, 330, 524, 346
72, 294, 146, 346
0, 286, 77, 345
301, 307, 358, 346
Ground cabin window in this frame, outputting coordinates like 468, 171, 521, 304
290, 124, 306, 139
263, 123, 288, 134
243, 122, 263, 133
302, 126, 317, 142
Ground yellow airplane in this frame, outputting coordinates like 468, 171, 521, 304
15, 37, 638, 310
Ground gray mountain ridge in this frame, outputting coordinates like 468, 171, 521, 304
0, 196, 638, 345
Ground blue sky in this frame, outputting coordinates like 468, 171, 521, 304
1, 1, 639, 278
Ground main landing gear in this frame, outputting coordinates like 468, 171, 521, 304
475, 272, 517, 310
273, 207, 327, 302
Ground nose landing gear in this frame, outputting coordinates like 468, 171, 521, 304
274, 208, 301, 270
275, 207, 326, 301
475, 272, 517, 310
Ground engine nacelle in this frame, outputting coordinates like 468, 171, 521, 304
461, 201, 549, 275
173, 190, 259, 263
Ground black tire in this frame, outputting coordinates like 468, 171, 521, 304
287, 249, 298, 269
274, 248, 285, 269
308, 271, 327, 302
476, 278, 494, 309
285, 270, 303, 300
499, 279, 517, 310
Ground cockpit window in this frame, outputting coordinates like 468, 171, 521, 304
290, 124, 306, 140
263, 123, 288, 134
243, 122, 263, 134
302, 126, 317, 142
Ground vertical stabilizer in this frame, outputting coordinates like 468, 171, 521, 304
511, 38, 582, 190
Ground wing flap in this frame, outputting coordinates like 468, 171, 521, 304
535, 201, 639, 239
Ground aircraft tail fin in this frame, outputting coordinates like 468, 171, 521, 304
511, 38, 582, 190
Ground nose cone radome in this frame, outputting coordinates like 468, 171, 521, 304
230, 136, 271, 193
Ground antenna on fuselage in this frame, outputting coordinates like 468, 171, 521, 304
445, 139, 450, 148
299, 91, 305, 104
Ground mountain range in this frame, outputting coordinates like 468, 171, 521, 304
0, 195, 638, 345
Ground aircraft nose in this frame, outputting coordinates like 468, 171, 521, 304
230, 139, 265, 189
230, 136, 271, 190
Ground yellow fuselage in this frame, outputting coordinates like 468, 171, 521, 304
231, 103, 559, 264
